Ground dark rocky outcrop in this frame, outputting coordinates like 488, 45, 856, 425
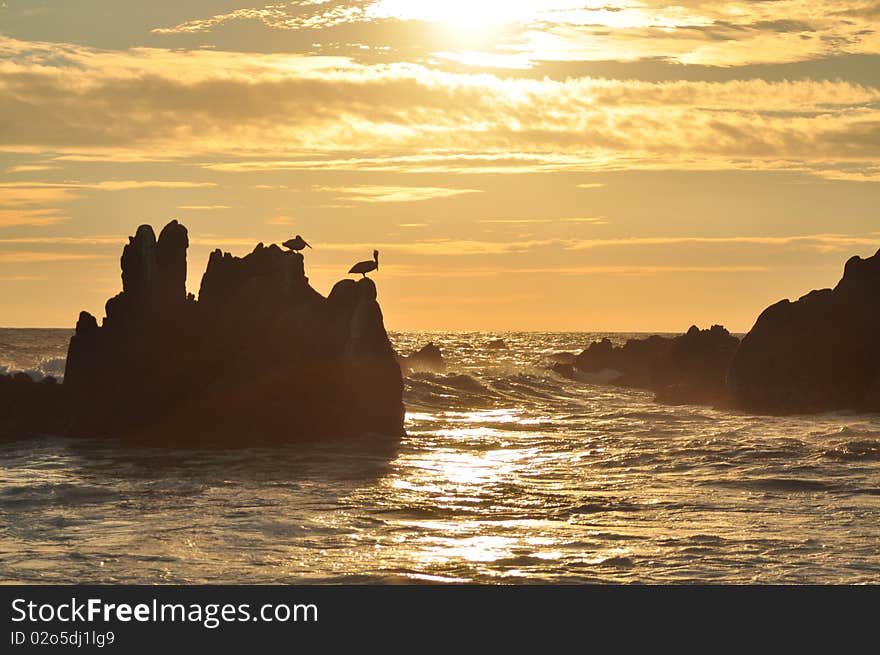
548, 352, 576, 365
0, 374, 67, 439
550, 362, 579, 380
729, 248, 880, 414
487, 339, 506, 350
399, 342, 445, 374
574, 325, 740, 406
3, 220, 404, 443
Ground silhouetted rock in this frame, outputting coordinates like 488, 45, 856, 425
575, 336, 668, 388
0, 220, 405, 443
574, 326, 739, 406
652, 325, 740, 406
551, 362, 579, 380
156, 219, 189, 304
399, 342, 445, 374
548, 351, 576, 365
0, 373, 68, 440
729, 249, 880, 414
487, 338, 506, 350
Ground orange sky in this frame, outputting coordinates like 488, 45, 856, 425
1, 1, 879, 331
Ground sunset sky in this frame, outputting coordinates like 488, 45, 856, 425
1, 1, 879, 330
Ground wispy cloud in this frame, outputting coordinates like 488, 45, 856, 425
94, 181, 216, 191
0, 179, 217, 226
0, 252, 102, 263
148, 1, 880, 67
0, 209, 68, 227
478, 217, 608, 225
266, 215, 296, 225
2, 38, 879, 180
315, 185, 482, 203
5, 165, 59, 173
2, 232, 876, 254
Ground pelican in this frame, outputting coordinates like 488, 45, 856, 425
282, 235, 312, 252
349, 250, 379, 278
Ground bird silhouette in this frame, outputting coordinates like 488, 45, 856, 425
349, 250, 379, 278
282, 235, 312, 252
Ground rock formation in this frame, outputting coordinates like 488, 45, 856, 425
20, 220, 405, 443
574, 325, 740, 406
399, 342, 445, 374
729, 248, 880, 414
548, 352, 576, 365
0, 374, 67, 440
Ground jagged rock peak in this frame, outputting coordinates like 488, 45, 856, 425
56, 220, 404, 442
729, 248, 880, 413
156, 219, 189, 303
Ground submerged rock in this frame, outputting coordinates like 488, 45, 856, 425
3, 220, 405, 443
487, 338, 507, 350
729, 248, 880, 414
574, 326, 740, 406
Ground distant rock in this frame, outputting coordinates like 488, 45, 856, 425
551, 362, 579, 380
548, 351, 576, 365
729, 248, 880, 414
399, 342, 445, 374
574, 326, 740, 406
3, 220, 405, 443
487, 338, 507, 350
652, 325, 741, 406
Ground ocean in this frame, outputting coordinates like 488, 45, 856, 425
1, 328, 879, 583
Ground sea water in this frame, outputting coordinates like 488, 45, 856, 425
1, 328, 879, 583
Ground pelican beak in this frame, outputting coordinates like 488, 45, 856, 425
305, 241, 312, 249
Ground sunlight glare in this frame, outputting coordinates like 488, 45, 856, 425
369, 0, 549, 31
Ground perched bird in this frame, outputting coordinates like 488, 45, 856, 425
349, 250, 379, 278
282, 235, 312, 252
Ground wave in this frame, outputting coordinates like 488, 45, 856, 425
0, 356, 66, 382
823, 440, 880, 461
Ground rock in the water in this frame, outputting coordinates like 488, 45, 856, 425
551, 362, 579, 380
0, 373, 68, 440
399, 342, 445, 374
729, 248, 880, 414
44, 220, 405, 443
652, 325, 740, 406
548, 351, 576, 365
574, 326, 740, 406
487, 338, 507, 350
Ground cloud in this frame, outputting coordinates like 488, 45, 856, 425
315, 185, 482, 203
0, 179, 217, 226
0, 180, 215, 194
1, 37, 879, 182
0, 182, 73, 226
563, 234, 880, 252
266, 215, 296, 225
0, 252, 101, 263
0, 209, 68, 227
151, 2, 369, 35
5, 164, 59, 173
2, 232, 877, 255
93, 181, 216, 191
478, 217, 607, 225
147, 1, 880, 67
